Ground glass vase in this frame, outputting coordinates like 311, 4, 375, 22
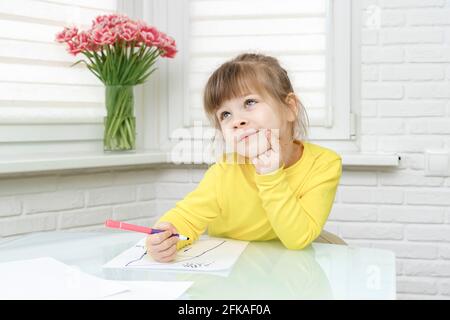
103, 85, 136, 152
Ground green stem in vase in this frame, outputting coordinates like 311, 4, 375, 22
106, 87, 129, 135
104, 85, 135, 151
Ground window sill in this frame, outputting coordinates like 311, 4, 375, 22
0, 150, 168, 176
0, 151, 400, 176
341, 153, 401, 167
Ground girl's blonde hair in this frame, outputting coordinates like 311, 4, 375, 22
203, 53, 309, 142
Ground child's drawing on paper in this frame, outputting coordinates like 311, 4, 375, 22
103, 237, 248, 272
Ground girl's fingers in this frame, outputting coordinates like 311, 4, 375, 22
156, 245, 177, 262
268, 129, 280, 153
147, 240, 177, 261
265, 129, 271, 151
147, 230, 172, 245
159, 255, 176, 263
266, 129, 271, 141
152, 235, 179, 253
160, 244, 177, 259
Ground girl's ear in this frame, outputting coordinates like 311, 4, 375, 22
285, 92, 299, 122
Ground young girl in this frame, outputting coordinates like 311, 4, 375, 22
146, 53, 342, 262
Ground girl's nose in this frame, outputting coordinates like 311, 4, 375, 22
233, 120, 248, 129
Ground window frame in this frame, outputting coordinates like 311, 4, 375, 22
138, 0, 362, 154
0, 0, 401, 175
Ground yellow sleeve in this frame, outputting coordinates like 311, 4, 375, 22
254, 157, 342, 250
156, 163, 222, 250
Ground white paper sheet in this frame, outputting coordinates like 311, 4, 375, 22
0, 257, 129, 300
102, 236, 249, 273
103, 281, 193, 300
0, 257, 194, 300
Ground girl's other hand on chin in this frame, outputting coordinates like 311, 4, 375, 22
251, 129, 283, 175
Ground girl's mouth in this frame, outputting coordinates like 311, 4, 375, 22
239, 130, 259, 142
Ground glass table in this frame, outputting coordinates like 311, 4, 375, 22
0, 230, 396, 299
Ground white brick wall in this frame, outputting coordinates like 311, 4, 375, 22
1, 0, 450, 300
327, 0, 450, 299
0, 166, 206, 237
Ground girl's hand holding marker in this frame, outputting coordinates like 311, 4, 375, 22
145, 222, 182, 263
105, 219, 187, 262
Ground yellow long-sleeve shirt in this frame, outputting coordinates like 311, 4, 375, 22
157, 140, 342, 250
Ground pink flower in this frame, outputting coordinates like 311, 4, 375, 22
118, 21, 139, 42
91, 26, 117, 46
110, 14, 130, 28
89, 15, 142, 45
139, 25, 161, 47
101, 31, 117, 45
159, 33, 177, 58
92, 15, 108, 28
57, 16, 177, 57
55, 26, 78, 43
161, 44, 177, 58
66, 31, 91, 56
92, 14, 127, 29
66, 41, 81, 56
56, 13, 177, 83
78, 31, 90, 49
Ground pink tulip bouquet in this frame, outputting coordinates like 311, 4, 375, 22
56, 14, 177, 151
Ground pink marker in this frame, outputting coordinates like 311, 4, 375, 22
105, 219, 189, 240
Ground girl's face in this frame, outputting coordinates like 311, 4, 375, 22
216, 93, 290, 159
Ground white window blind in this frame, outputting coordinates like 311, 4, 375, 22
0, 0, 118, 156
184, 0, 352, 141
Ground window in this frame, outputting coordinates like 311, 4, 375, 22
0, 0, 358, 162
156, 0, 355, 157
0, 0, 119, 157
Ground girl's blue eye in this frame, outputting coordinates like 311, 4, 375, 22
220, 111, 231, 120
245, 99, 257, 106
